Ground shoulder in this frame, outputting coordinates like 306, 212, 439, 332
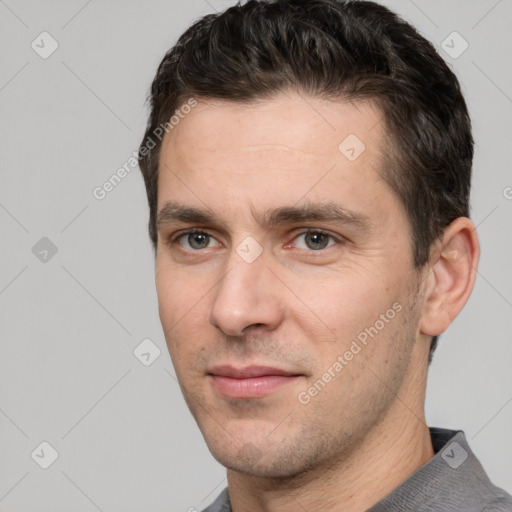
371, 427, 512, 511
481, 494, 512, 512
438, 429, 512, 511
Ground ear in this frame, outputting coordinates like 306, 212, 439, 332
419, 217, 480, 337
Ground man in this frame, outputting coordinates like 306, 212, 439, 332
138, 0, 512, 510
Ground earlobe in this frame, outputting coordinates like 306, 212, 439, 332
419, 217, 480, 337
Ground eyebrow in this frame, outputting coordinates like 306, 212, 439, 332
157, 200, 372, 233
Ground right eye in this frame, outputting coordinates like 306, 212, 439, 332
171, 229, 221, 251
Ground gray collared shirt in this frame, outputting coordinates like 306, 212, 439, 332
201, 427, 512, 511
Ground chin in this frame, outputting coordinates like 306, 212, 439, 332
208, 439, 320, 480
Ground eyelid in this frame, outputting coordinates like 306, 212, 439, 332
170, 227, 216, 241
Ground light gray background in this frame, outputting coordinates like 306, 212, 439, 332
0, 0, 511, 510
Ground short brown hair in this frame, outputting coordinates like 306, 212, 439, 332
138, 0, 474, 362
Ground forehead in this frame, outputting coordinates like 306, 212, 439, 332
157, 92, 396, 225
161, 92, 384, 167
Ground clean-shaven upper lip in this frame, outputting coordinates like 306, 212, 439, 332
208, 365, 302, 378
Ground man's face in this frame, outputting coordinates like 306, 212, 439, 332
155, 91, 428, 477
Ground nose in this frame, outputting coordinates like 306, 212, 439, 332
209, 248, 284, 337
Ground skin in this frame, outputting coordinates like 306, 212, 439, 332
154, 90, 479, 511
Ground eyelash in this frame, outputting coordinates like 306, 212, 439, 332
168, 228, 343, 253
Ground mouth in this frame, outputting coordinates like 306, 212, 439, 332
207, 365, 304, 399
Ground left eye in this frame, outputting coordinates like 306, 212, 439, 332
292, 231, 338, 251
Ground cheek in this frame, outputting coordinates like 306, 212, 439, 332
290, 269, 408, 376
156, 257, 203, 314
155, 261, 220, 376
294, 269, 394, 335
156, 265, 200, 347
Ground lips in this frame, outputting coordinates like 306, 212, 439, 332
210, 365, 299, 378
208, 365, 303, 398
